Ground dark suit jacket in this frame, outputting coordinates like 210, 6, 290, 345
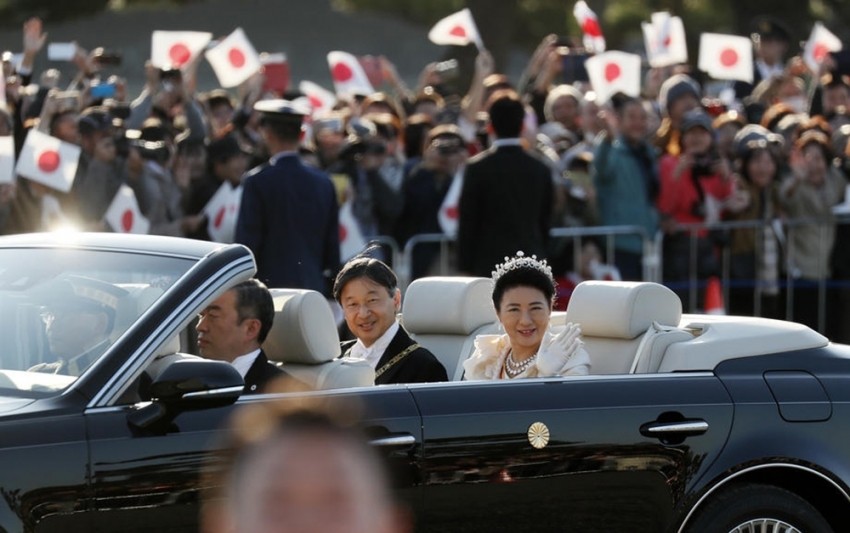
235, 154, 340, 294
457, 144, 553, 277
341, 326, 448, 385
243, 351, 287, 394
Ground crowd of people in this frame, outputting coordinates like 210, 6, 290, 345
0, 15, 849, 339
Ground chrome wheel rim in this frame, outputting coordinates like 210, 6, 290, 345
729, 519, 801, 533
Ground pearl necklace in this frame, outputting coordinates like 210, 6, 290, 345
504, 349, 536, 378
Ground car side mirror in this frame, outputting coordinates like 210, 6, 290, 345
128, 359, 244, 429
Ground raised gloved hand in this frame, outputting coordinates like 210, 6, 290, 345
536, 322, 590, 377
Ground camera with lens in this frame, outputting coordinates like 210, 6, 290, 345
92, 47, 122, 67
115, 130, 169, 164
434, 59, 459, 81
107, 101, 131, 121
692, 152, 720, 177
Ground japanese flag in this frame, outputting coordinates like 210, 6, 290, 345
205, 28, 261, 88
428, 8, 484, 50
204, 181, 242, 243
804, 23, 843, 73
698, 33, 753, 83
585, 51, 641, 104
0, 136, 14, 184
104, 185, 150, 234
573, 1, 605, 53
642, 12, 688, 68
438, 168, 464, 237
15, 129, 80, 193
327, 51, 374, 99
299, 80, 337, 117
339, 200, 367, 261
151, 30, 213, 70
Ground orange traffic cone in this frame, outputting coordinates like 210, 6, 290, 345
704, 276, 725, 315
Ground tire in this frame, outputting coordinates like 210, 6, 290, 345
686, 483, 833, 533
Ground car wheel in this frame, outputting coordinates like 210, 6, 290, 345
687, 483, 833, 533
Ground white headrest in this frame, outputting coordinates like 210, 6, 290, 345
566, 281, 681, 339
402, 277, 496, 335
156, 335, 181, 357
264, 289, 341, 365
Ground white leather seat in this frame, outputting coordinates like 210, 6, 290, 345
264, 289, 374, 389
564, 281, 687, 374
402, 277, 498, 380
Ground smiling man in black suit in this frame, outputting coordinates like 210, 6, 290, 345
334, 253, 448, 385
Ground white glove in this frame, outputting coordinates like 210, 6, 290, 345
536, 322, 590, 377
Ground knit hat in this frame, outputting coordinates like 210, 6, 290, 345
680, 109, 714, 134
659, 74, 701, 115
733, 124, 783, 158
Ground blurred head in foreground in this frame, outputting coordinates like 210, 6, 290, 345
203, 399, 410, 533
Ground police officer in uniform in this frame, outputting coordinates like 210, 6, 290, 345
235, 100, 340, 294
30, 276, 127, 376
734, 16, 793, 101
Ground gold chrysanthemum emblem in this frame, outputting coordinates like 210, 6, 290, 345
527, 422, 550, 449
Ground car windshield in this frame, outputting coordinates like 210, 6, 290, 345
0, 247, 195, 398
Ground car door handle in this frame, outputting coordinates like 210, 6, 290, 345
369, 434, 416, 448
641, 419, 709, 438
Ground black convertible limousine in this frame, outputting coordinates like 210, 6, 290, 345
0, 233, 848, 533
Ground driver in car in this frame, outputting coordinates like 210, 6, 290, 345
30, 276, 127, 376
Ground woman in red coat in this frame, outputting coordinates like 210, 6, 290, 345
657, 109, 734, 311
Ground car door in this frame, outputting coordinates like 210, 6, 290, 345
85, 386, 422, 533
409, 373, 734, 533
0, 403, 91, 533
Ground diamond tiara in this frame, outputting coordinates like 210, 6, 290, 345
491, 251, 554, 284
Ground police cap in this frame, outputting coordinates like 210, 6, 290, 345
254, 99, 310, 125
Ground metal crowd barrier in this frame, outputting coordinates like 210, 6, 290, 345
392, 225, 657, 291
658, 215, 850, 334
378, 216, 849, 336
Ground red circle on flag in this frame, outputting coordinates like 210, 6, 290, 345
228, 48, 246, 68
332, 62, 353, 82
121, 209, 134, 232
339, 224, 347, 242
169, 43, 191, 67
581, 18, 602, 38
604, 62, 621, 82
308, 95, 323, 109
663, 35, 672, 47
814, 43, 830, 62
214, 206, 226, 229
449, 25, 467, 38
720, 48, 739, 68
37, 150, 60, 173
446, 206, 459, 220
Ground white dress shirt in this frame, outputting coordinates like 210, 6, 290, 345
230, 348, 262, 378
348, 321, 400, 369
270, 151, 299, 165
490, 138, 524, 149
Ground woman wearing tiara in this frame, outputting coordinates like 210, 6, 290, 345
463, 252, 591, 380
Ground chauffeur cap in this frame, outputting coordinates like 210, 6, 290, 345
42, 275, 128, 315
